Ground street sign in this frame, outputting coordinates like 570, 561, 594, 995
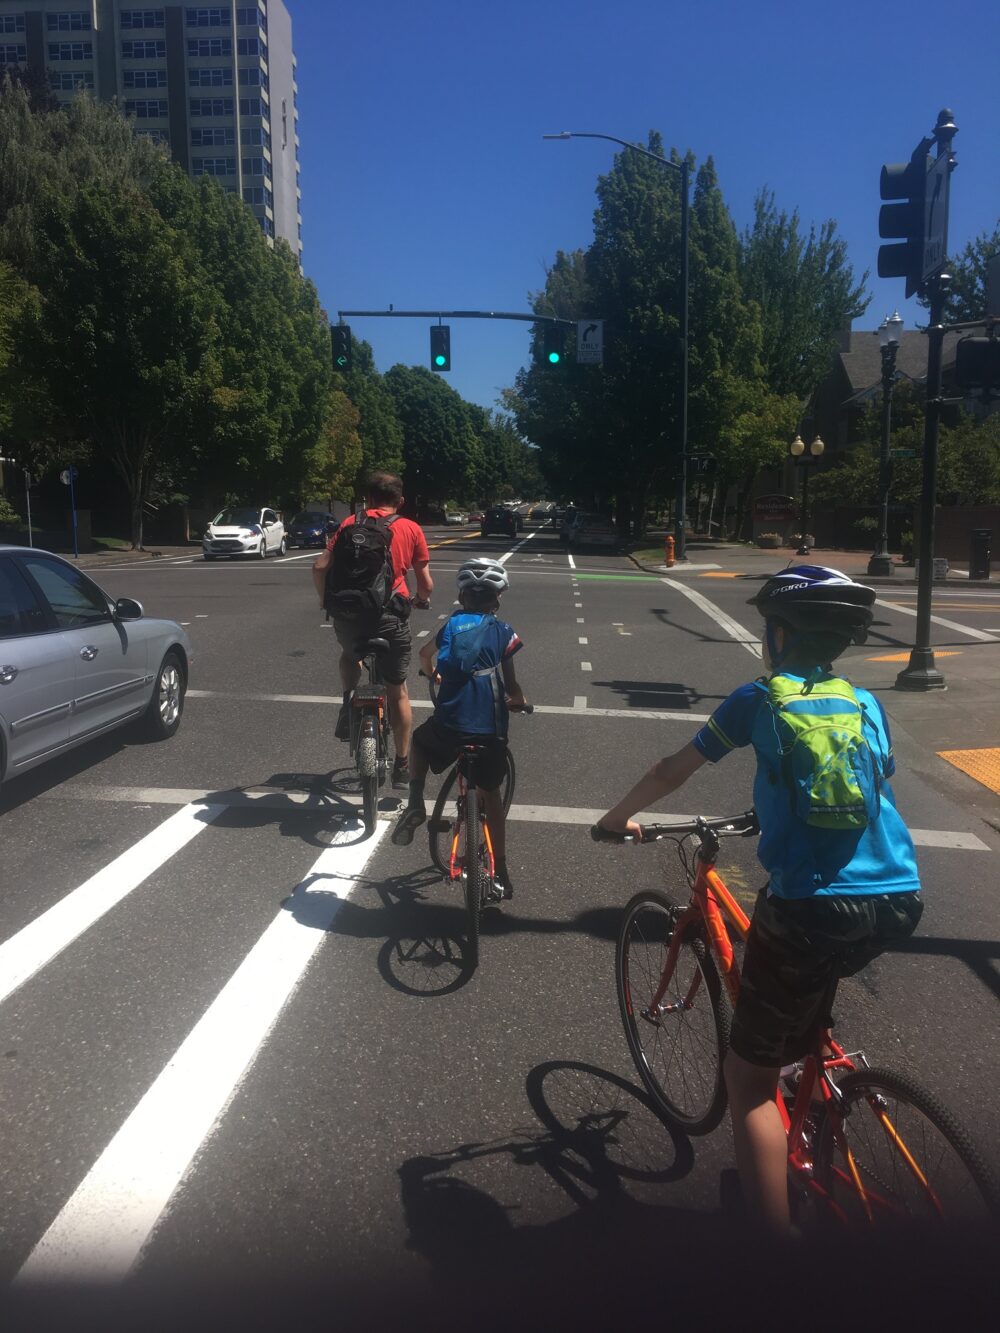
576, 319, 603, 365
890, 448, 916, 458
922, 152, 950, 283
59, 466, 78, 485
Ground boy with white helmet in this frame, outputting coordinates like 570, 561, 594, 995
392, 557, 527, 899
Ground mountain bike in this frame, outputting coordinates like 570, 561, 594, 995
421, 670, 530, 970
349, 635, 393, 834
593, 812, 999, 1228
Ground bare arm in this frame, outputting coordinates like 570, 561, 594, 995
412, 559, 433, 602
598, 743, 707, 838
501, 656, 526, 708
312, 548, 331, 605
418, 639, 437, 675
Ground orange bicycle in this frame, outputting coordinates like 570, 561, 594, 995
594, 812, 999, 1227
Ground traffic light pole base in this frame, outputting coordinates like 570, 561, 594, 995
895, 648, 947, 691
867, 553, 894, 577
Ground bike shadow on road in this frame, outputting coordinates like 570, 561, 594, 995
590, 676, 727, 710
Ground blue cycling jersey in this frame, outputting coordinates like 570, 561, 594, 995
433, 612, 522, 737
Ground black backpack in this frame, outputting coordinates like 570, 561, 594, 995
324, 507, 399, 620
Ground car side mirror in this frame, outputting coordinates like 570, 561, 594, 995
114, 597, 143, 621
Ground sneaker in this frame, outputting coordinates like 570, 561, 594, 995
391, 804, 426, 846
335, 698, 351, 741
493, 863, 514, 900
392, 756, 410, 789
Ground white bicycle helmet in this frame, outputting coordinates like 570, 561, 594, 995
456, 557, 509, 592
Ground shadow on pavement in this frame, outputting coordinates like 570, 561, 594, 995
591, 676, 726, 710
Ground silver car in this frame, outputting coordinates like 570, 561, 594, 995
202, 506, 286, 560
0, 546, 192, 791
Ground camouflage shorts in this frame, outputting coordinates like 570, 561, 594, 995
730, 887, 923, 1067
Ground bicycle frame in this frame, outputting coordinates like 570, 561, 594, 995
445, 750, 496, 884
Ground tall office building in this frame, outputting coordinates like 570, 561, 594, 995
0, 1, 302, 257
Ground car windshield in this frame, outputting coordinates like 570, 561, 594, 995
212, 507, 259, 528
291, 512, 326, 526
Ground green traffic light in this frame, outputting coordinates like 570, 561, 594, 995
435, 354, 447, 366
548, 351, 561, 364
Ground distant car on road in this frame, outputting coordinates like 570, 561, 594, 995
444, 512, 467, 526
562, 511, 616, 549
0, 546, 191, 793
203, 506, 286, 560
288, 510, 333, 549
481, 506, 518, 538
467, 511, 485, 524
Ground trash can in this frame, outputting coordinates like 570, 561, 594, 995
970, 528, 992, 581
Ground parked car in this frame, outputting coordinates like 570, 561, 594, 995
288, 510, 334, 548
444, 511, 467, 526
481, 506, 518, 538
467, 511, 485, 524
203, 506, 286, 560
562, 511, 616, 549
0, 546, 191, 791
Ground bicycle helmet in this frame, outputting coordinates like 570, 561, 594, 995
747, 565, 875, 642
456, 557, 509, 593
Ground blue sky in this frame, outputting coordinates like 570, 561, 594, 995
294, 0, 999, 412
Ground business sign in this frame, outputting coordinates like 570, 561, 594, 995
752, 493, 797, 521
576, 319, 604, 365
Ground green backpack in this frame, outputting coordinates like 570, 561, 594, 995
758, 673, 883, 831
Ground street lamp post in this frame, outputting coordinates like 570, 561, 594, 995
543, 131, 690, 560
789, 434, 824, 554
868, 311, 903, 577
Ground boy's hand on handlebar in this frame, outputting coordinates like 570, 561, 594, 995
595, 814, 644, 842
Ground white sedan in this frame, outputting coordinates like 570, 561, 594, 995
202, 507, 286, 560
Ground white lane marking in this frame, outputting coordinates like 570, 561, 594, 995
180, 622, 191, 626
646, 563, 722, 574
195, 614, 208, 619
15, 820, 389, 1285
0, 804, 225, 1008
661, 577, 762, 658
438, 613, 447, 620
581, 661, 592, 671
574, 695, 587, 710
579, 636, 589, 645
875, 598, 999, 643
417, 629, 430, 638
576, 617, 585, 624
567, 553, 576, 570
908, 829, 992, 850
574, 602, 583, 609
497, 531, 536, 565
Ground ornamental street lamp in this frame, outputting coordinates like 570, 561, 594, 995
543, 130, 690, 559
868, 311, 904, 576
789, 434, 824, 554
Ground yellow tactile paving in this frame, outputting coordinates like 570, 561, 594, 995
867, 650, 962, 662
938, 748, 1000, 796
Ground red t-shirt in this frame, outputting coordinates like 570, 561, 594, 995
329, 509, 430, 597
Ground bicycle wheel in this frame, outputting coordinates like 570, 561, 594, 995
357, 721, 379, 834
616, 890, 730, 1134
463, 786, 484, 971
814, 1066, 999, 1227
428, 753, 514, 875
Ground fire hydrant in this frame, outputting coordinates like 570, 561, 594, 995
664, 534, 675, 568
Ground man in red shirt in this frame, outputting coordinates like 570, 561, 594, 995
312, 472, 433, 788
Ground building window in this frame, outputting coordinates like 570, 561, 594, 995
188, 67, 232, 87
185, 7, 230, 26
192, 126, 234, 146
193, 157, 235, 176
138, 129, 169, 145
121, 10, 165, 28
51, 69, 94, 89
189, 97, 233, 116
236, 36, 265, 57
260, 215, 274, 238
48, 42, 94, 60
241, 156, 265, 177
0, 43, 27, 63
122, 39, 166, 58
242, 186, 264, 205
238, 67, 263, 87
240, 126, 270, 149
1, 16, 26, 34
125, 99, 169, 118
46, 12, 91, 31
235, 6, 265, 27
239, 97, 263, 117
187, 37, 231, 57
123, 68, 167, 88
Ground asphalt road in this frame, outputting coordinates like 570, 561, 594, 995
3, 526, 1000, 1323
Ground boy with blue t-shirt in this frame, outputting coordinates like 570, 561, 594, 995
392, 558, 526, 899
597, 566, 923, 1233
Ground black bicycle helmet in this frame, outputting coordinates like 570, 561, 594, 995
747, 565, 875, 643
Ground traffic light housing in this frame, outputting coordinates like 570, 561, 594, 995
542, 325, 564, 365
878, 147, 930, 298
430, 325, 451, 372
955, 337, 1000, 391
331, 324, 352, 372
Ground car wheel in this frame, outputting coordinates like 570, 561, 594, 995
143, 650, 185, 741
258, 540, 267, 559
277, 536, 287, 557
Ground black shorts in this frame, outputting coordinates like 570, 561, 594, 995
730, 887, 923, 1067
411, 718, 508, 791
332, 608, 411, 685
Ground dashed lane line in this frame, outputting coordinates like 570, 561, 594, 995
580, 661, 592, 672
15, 820, 389, 1284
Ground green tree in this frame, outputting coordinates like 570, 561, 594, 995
943, 220, 1000, 323
384, 364, 484, 508
300, 389, 363, 508
335, 337, 404, 493
13, 182, 221, 547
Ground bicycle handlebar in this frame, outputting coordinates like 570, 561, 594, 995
590, 810, 759, 845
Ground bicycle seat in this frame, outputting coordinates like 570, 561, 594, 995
356, 637, 390, 657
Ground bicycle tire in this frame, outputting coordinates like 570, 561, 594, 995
814, 1065, 1000, 1227
428, 751, 515, 875
357, 725, 378, 834
616, 890, 730, 1134
464, 786, 482, 971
